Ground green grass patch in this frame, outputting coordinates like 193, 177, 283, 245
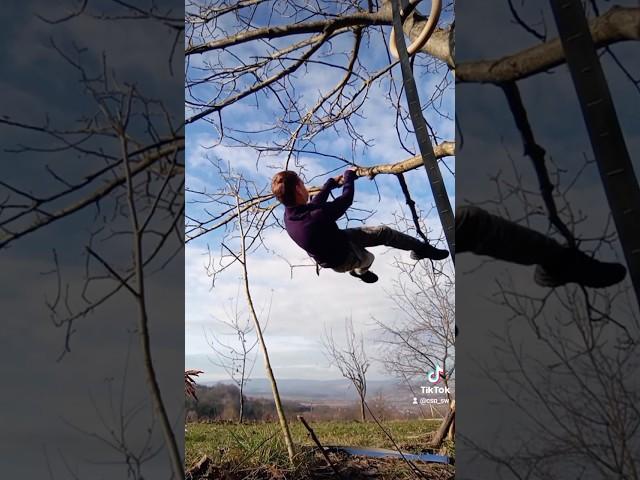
185, 419, 442, 469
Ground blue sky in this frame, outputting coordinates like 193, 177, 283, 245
185, 4, 455, 384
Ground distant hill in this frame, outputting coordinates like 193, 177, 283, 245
203, 378, 419, 407
190, 379, 453, 421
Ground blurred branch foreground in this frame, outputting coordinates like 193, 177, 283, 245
1, 2, 185, 478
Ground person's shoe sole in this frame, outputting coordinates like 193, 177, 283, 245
534, 263, 627, 289
533, 265, 562, 288
410, 246, 449, 261
349, 270, 379, 283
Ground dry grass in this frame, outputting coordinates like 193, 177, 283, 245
186, 419, 454, 479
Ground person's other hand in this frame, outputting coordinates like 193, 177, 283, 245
343, 168, 358, 182
333, 174, 344, 185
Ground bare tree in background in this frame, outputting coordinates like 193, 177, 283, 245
378, 256, 455, 394
205, 286, 263, 423
458, 143, 640, 477
204, 167, 296, 462
0, 2, 185, 477
466, 204, 639, 479
322, 318, 371, 422
377, 252, 455, 446
185, 0, 456, 249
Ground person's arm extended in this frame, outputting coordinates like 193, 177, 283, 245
325, 169, 357, 220
310, 176, 339, 205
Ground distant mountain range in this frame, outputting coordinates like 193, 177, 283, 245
203, 378, 420, 406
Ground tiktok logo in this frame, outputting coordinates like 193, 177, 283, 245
427, 364, 444, 384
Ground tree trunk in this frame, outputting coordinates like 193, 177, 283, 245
237, 200, 295, 464
446, 413, 455, 441
239, 355, 246, 424
121, 147, 184, 478
245, 283, 295, 463
430, 400, 455, 449
239, 383, 244, 424
359, 395, 366, 422
550, 0, 640, 305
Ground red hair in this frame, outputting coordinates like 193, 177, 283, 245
271, 171, 300, 206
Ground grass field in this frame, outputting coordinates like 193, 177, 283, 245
186, 419, 454, 479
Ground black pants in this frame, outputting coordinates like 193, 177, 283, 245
456, 206, 564, 266
330, 207, 564, 274
331, 226, 427, 273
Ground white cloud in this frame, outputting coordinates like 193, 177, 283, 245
185, 212, 451, 381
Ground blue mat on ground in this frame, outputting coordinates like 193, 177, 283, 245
325, 446, 453, 465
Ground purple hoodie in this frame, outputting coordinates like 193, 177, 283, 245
284, 169, 357, 267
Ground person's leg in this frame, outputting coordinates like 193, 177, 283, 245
349, 244, 375, 275
329, 243, 378, 283
343, 226, 448, 260
456, 206, 562, 264
456, 206, 626, 288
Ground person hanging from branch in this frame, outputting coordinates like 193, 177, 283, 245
457, 206, 627, 288
271, 168, 449, 284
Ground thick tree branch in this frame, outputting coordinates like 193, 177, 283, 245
0, 139, 184, 249
186, 6, 454, 67
354, 141, 454, 178
186, 12, 384, 55
185, 141, 454, 242
457, 6, 640, 83
500, 82, 575, 245
185, 30, 333, 124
